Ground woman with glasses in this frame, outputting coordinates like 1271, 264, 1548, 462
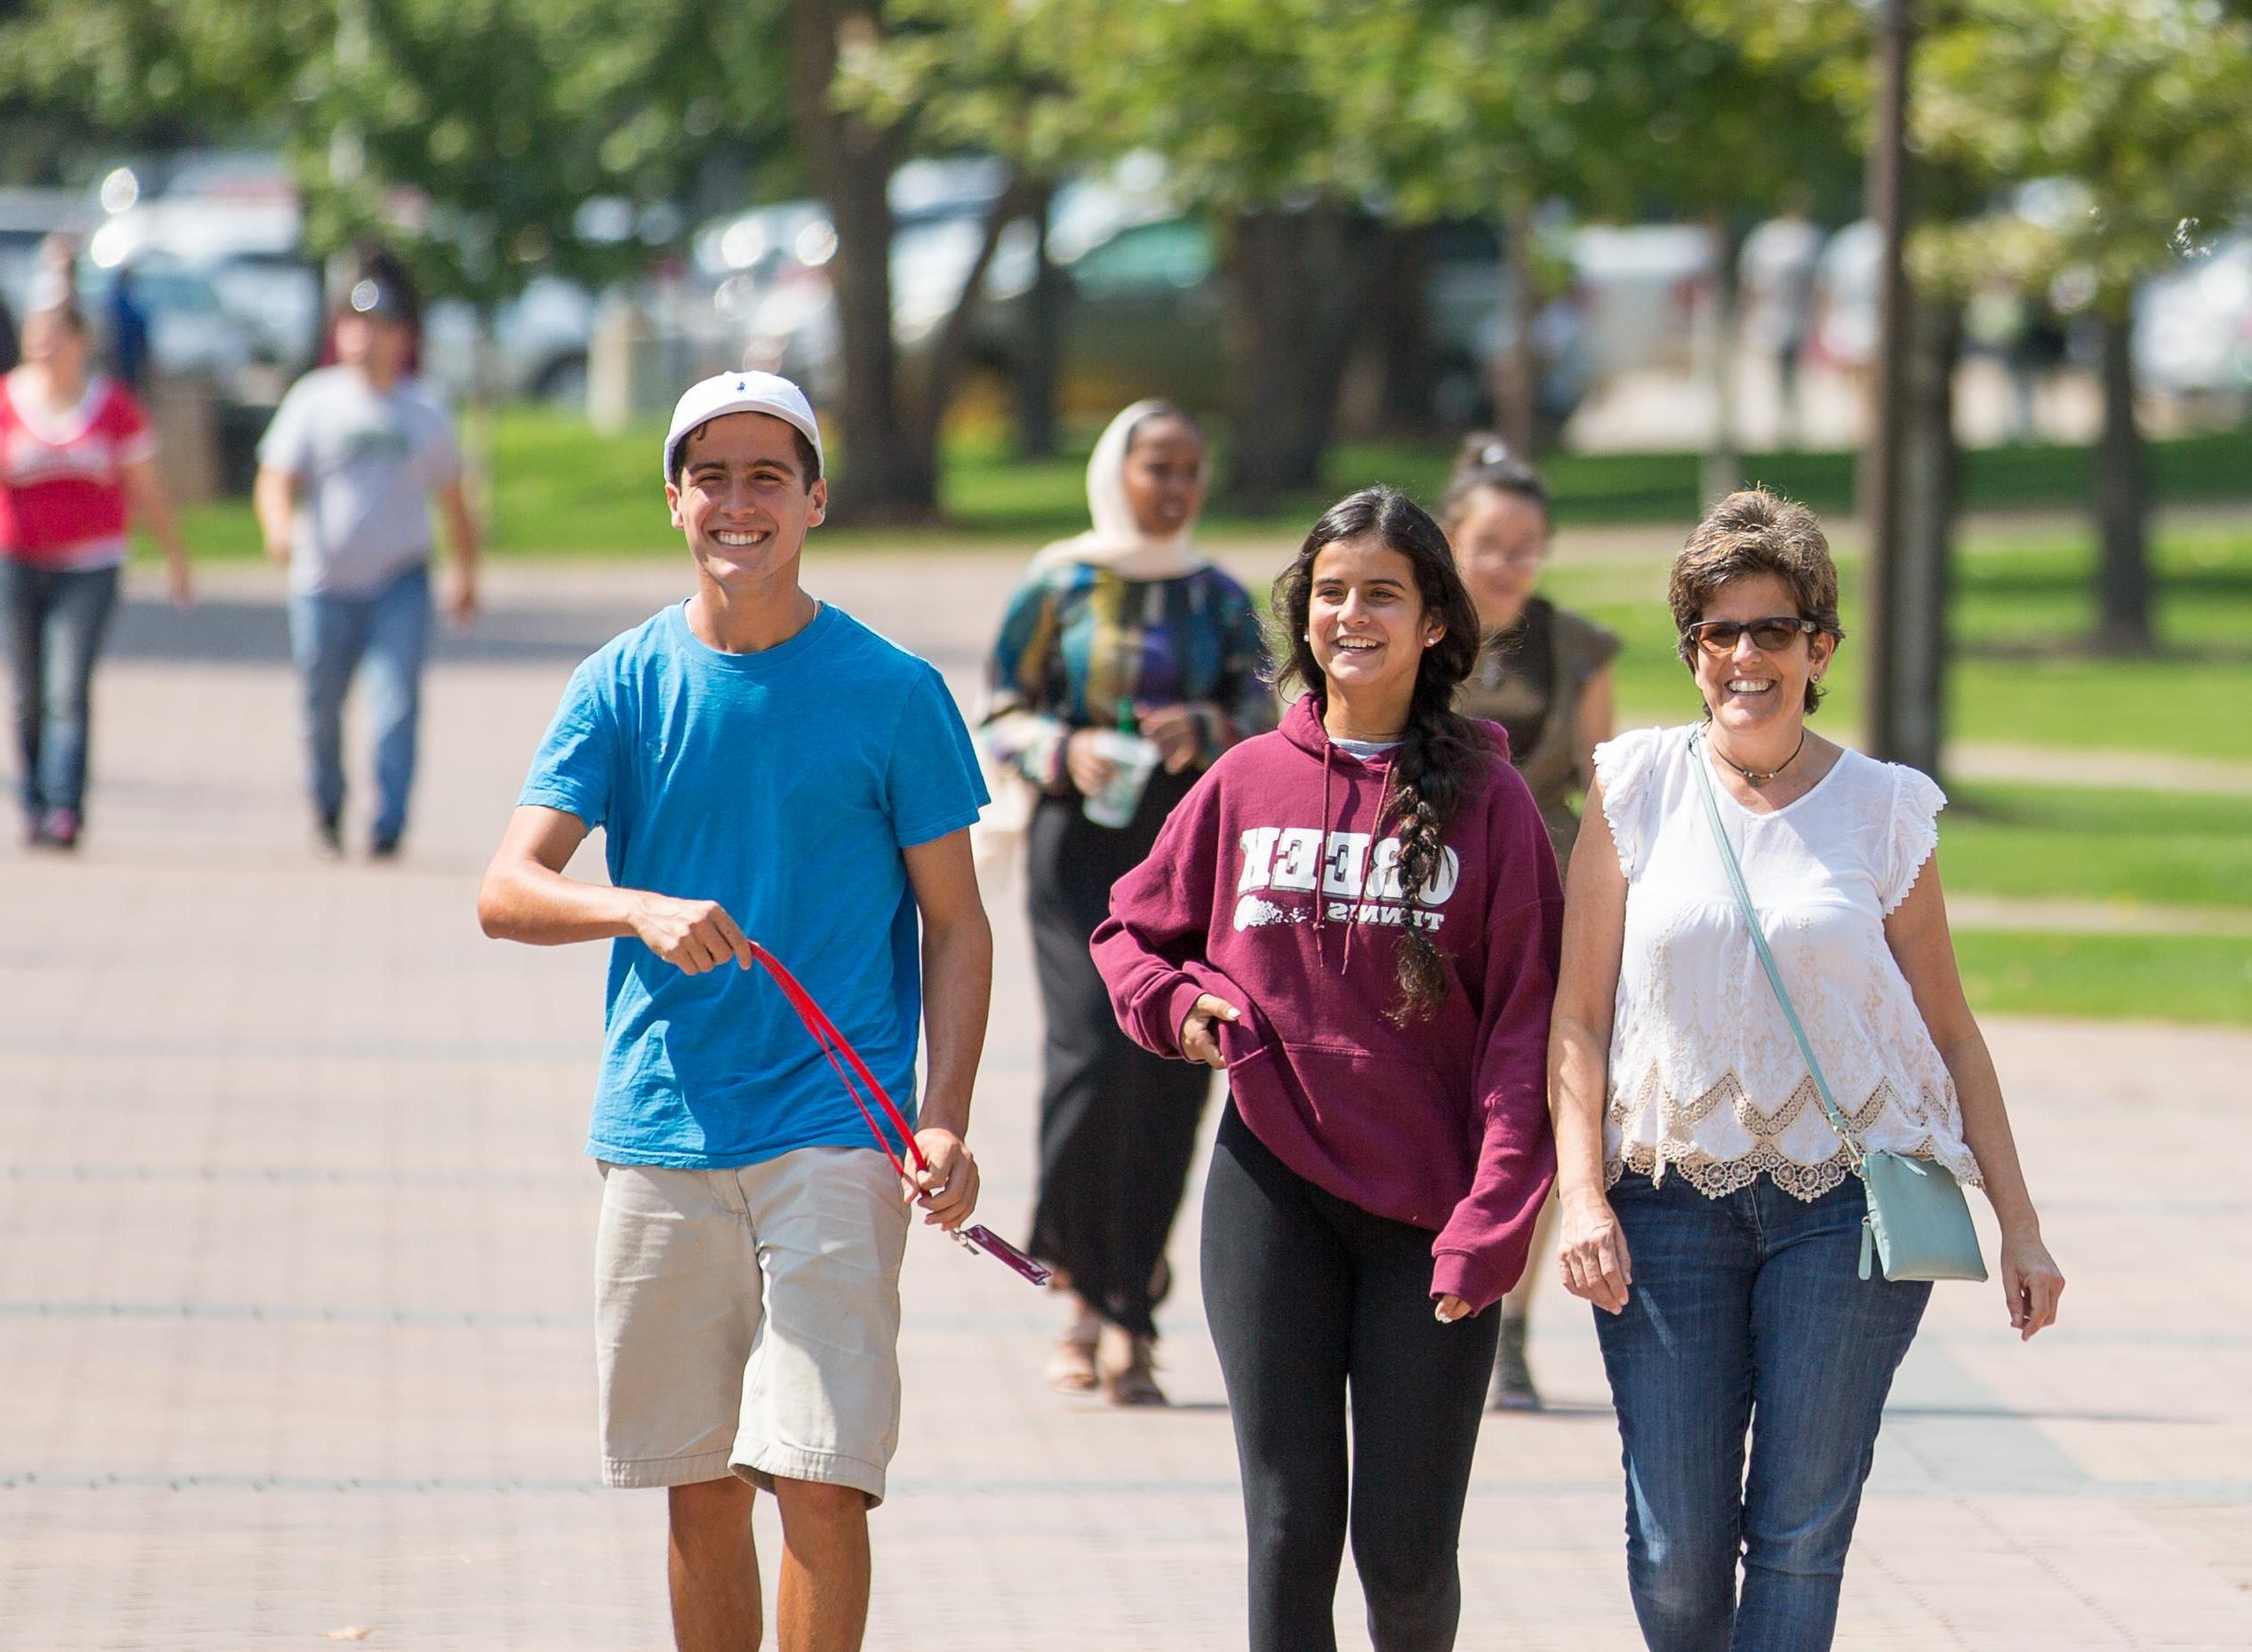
1549, 490, 2064, 1649
1438, 434, 1617, 1408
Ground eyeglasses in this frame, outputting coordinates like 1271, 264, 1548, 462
1684, 615, 1819, 655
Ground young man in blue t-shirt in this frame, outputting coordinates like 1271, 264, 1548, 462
478, 372, 992, 1652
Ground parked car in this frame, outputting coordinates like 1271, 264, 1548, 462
733, 185, 1590, 433
69, 257, 263, 396
2136, 232, 2252, 400
198, 250, 325, 376
421, 276, 600, 406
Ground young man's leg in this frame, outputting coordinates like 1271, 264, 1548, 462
360, 563, 432, 850
773, 1478, 871, 1652
595, 1163, 766, 1645
668, 1477, 762, 1652
731, 1146, 911, 1652
287, 587, 368, 838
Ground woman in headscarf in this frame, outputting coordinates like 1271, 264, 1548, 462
982, 401, 1273, 1404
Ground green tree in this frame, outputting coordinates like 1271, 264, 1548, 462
859, 0, 1856, 498
1397, 1, 1857, 476
0, 0, 786, 306
1914, 0, 2252, 652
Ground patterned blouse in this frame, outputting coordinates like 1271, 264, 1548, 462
984, 560, 1275, 791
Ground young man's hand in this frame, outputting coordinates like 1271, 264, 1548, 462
629, 893, 754, 974
906, 1128, 978, 1229
445, 566, 480, 628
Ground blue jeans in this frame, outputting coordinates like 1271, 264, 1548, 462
1593, 1170, 1930, 1652
288, 563, 431, 841
4, 560, 121, 819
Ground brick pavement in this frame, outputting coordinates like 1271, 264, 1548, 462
0, 552, 2247, 1649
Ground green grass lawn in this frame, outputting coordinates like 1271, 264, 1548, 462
177, 406, 2252, 561
1934, 782, 2252, 911
1554, 525, 2252, 762
1954, 931, 2252, 1025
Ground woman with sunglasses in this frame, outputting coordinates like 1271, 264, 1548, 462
1439, 434, 1618, 1409
1548, 490, 2064, 1649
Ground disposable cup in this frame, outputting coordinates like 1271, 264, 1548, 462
1081, 728, 1161, 829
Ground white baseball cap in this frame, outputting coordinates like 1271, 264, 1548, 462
662, 370, 824, 484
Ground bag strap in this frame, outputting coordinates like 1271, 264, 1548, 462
1687, 727, 1864, 1169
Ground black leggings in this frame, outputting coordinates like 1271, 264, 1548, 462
1202, 1104, 1501, 1652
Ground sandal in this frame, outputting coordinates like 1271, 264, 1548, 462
1046, 1293, 1102, 1394
1045, 1333, 1100, 1394
1102, 1330, 1169, 1407
1490, 1313, 1542, 1412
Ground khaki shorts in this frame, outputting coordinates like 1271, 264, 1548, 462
594, 1146, 911, 1504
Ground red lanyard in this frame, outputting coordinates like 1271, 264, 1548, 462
745, 941, 1051, 1287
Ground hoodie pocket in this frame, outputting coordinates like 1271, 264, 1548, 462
1220, 1038, 1461, 1230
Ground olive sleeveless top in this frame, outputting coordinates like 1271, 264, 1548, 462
1453, 596, 1620, 865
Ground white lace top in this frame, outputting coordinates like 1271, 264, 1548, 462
1594, 725, 1981, 1202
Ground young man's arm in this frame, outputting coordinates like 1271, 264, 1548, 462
900, 827, 992, 1230
435, 476, 480, 627
477, 804, 755, 972
253, 464, 296, 565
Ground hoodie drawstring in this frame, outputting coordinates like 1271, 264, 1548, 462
1315, 723, 1397, 977
1347, 752, 1397, 976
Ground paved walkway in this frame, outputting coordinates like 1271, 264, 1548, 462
2, 555, 2248, 1649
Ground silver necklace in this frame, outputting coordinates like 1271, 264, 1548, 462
1709, 727, 1805, 787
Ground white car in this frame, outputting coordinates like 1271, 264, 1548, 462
2136, 233, 2252, 399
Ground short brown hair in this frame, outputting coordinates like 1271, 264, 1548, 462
1668, 490, 1843, 714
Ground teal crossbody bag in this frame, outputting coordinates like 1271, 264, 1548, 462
1689, 731, 1987, 1284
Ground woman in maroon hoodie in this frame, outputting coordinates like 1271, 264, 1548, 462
1092, 485, 1563, 1652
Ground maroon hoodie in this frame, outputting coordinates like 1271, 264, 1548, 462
1091, 694, 1563, 1312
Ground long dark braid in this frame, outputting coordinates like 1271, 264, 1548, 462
1272, 486, 1486, 1022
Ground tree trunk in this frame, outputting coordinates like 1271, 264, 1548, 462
899, 176, 1037, 497
1222, 205, 1386, 505
1372, 224, 1435, 433
1495, 203, 1539, 458
2094, 302, 2153, 653
787, 0, 934, 521
1880, 294, 1961, 779
1700, 215, 1746, 506
1860, 0, 1915, 765
1012, 182, 1063, 460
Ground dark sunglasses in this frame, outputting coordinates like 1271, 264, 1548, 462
1685, 615, 1819, 655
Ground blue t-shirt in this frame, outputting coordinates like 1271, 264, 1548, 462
518, 600, 988, 1168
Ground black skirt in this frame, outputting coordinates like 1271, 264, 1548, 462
1025, 766, 1211, 1340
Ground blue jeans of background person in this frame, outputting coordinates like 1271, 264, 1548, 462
1593, 1170, 1931, 1652
288, 562, 431, 842
4, 560, 122, 819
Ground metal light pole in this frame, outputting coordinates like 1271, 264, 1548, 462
1861, 0, 1917, 767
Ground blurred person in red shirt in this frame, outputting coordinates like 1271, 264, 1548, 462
1, 294, 191, 849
